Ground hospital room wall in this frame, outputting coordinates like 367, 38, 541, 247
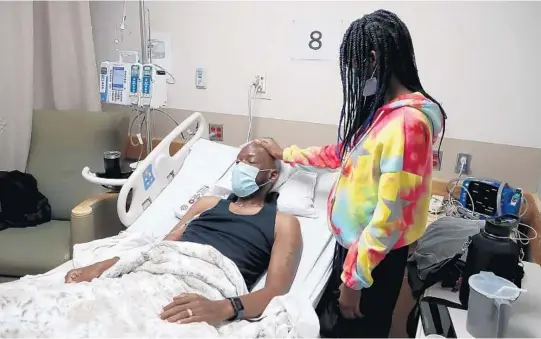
91, 1, 541, 193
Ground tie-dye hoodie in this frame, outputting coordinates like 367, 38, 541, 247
282, 93, 444, 290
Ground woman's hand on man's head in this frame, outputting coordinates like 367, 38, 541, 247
254, 138, 284, 160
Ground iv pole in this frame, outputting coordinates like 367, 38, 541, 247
139, 0, 153, 156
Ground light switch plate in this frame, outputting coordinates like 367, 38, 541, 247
195, 67, 206, 89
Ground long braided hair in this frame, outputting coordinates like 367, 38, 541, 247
337, 9, 447, 159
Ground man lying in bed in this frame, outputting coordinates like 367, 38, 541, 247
64, 142, 302, 326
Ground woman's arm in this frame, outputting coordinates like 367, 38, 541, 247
256, 138, 342, 169
283, 144, 342, 169
341, 118, 431, 290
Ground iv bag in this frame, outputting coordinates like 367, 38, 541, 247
150, 39, 166, 60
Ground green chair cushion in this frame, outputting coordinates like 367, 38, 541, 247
0, 220, 71, 277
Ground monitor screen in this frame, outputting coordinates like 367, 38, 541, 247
143, 66, 152, 76
112, 67, 124, 90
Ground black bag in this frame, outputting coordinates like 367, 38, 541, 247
315, 243, 349, 337
406, 253, 466, 337
0, 170, 51, 230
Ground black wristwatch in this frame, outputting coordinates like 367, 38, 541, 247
226, 297, 245, 321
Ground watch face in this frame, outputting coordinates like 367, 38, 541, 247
233, 297, 244, 311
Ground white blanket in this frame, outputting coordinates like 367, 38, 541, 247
0, 235, 319, 338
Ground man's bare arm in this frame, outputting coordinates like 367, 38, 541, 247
217, 213, 303, 319
163, 196, 219, 241
74, 197, 220, 275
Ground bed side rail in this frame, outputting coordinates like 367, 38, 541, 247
117, 112, 208, 226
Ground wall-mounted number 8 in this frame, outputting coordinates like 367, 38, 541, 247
308, 30, 323, 51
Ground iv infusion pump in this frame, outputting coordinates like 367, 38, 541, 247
99, 59, 167, 108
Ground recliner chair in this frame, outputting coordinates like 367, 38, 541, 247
0, 109, 128, 280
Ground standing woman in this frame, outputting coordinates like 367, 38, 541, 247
256, 9, 446, 338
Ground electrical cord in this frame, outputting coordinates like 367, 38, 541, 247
153, 108, 189, 140
130, 106, 201, 172
444, 162, 476, 217
153, 108, 201, 141
153, 108, 179, 126
515, 223, 538, 245
246, 76, 262, 143
152, 64, 176, 84
476, 221, 538, 246
137, 114, 147, 168
445, 174, 528, 219
247, 84, 255, 143
126, 110, 147, 172
128, 108, 145, 146
443, 167, 537, 244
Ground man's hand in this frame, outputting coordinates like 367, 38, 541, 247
160, 293, 234, 326
64, 263, 106, 283
254, 138, 284, 160
338, 283, 363, 319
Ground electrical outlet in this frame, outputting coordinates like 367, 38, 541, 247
209, 124, 223, 142
256, 73, 266, 93
432, 150, 443, 171
455, 153, 472, 175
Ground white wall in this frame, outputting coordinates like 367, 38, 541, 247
91, 1, 541, 148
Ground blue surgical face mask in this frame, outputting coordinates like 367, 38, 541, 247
231, 162, 272, 198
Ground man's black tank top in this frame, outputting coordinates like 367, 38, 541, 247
181, 199, 276, 289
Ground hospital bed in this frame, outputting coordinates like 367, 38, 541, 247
42, 112, 336, 306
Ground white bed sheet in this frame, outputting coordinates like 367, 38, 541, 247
39, 139, 336, 306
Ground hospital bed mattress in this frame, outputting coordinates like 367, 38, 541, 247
37, 139, 336, 307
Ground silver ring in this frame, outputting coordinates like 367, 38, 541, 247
187, 308, 193, 317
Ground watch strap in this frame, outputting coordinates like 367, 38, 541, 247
227, 297, 244, 321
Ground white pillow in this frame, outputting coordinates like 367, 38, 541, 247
277, 171, 318, 218
272, 160, 298, 192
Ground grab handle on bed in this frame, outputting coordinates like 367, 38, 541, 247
81, 167, 129, 187
116, 112, 208, 227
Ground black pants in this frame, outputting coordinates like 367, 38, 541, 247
316, 243, 409, 338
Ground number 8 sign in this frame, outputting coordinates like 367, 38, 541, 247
308, 31, 323, 50
290, 20, 344, 61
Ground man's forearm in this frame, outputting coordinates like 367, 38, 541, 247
99, 224, 183, 267
163, 223, 187, 241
